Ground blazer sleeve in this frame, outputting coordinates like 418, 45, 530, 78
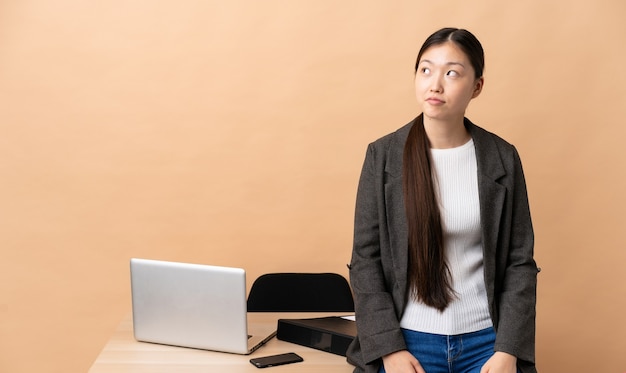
493, 145, 538, 366
348, 143, 407, 366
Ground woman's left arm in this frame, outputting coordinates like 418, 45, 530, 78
493, 146, 539, 366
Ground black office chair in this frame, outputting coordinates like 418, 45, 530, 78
247, 273, 355, 312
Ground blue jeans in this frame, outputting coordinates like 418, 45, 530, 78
379, 327, 516, 373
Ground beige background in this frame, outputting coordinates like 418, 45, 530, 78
1, 1, 625, 372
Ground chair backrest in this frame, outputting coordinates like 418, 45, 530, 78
247, 273, 354, 312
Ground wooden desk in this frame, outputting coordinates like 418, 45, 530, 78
89, 313, 355, 373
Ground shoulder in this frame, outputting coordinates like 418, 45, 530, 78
466, 119, 529, 188
366, 118, 416, 155
466, 119, 514, 150
361, 118, 416, 176
466, 118, 521, 162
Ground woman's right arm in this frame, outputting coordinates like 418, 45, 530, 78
349, 143, 408, 365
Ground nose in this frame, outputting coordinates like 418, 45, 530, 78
429, 74, 443, 93
429, 78, 443, 93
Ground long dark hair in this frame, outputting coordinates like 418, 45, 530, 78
403, 28, 484, 312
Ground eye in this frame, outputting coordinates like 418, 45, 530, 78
446, 70, 459, 77
421, 67, 431, 74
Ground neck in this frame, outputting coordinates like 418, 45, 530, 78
423, 115, 470, 149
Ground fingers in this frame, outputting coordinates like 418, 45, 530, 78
412, 359, 426, 373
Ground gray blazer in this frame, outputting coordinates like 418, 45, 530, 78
347, 116, 538, 373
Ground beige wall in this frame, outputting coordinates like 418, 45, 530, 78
1, 1, 625, 372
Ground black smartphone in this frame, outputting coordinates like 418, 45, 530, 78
249, 352, 304, 368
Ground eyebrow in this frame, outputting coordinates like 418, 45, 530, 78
419, 59, 466, 68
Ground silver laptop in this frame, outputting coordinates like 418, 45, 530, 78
130, 258, 276, 354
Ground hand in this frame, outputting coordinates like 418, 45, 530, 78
480, 351, 517, 373
381, 350, 425, 373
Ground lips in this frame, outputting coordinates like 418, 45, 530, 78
426, 97, 444, 105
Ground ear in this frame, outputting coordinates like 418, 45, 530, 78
471, 77, 484, 98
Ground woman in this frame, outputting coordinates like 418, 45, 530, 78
346, 28, 538, 373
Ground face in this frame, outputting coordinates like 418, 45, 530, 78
415, 41, 483, 124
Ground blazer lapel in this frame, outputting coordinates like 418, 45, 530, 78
384, 119, 414, 295
466, 120, 507, 301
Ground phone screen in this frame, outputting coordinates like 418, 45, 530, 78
250, 352, 304, 368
